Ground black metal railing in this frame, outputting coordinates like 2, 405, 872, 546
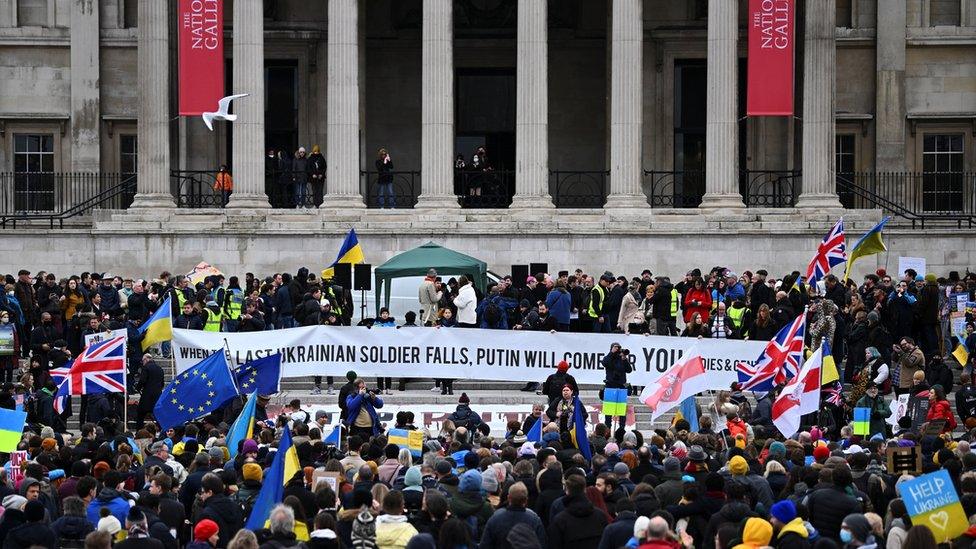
171, 170, 223, 208
741, 170, 799, 207
0, 172, 136, 228
550, 170, 607, 208
644, 170, 705, 208
455, 169, 514, 208
836, 171, 976, 228
265, 169, 323, 209
361, 170, 420, 209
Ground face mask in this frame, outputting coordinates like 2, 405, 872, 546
839, 529, 853, 544
6, 292, 12, 297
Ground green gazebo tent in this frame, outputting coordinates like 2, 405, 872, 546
374, 241, 487, 313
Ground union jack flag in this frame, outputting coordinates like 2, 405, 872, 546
736, 313, 806, 391
53, 336, 127, 412
805, 218, 846, 286
50, 364, 72, 415
823, 382, 844, 407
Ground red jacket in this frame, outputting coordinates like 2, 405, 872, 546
926, 399, 957, 432
683, 288, 712, 324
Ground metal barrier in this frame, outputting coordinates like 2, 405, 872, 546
741, 170, 799, 207
0, 172, 136, 228
550, 170, 607, 208
361, 170, 420, 209
644, 170, 705, 207
455, 169, 514, 208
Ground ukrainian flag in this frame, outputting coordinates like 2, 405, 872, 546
245, 427, 301, 530
321, 229, 365, 280
0, 407, 27, 452
843, 217, 891, 282
569, 397, 592, 460
952, 334, 970, 367
226, 391, 257, 458
139, 296, 173, 351
821, 339, 840, 385
388, 428, 424, 458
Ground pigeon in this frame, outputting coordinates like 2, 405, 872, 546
202, 93, 249, 131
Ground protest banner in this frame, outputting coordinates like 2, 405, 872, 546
887, 394, 909, 428
186, 262, 223, 286
897, 257, 926, 278
9, 450, 28, 485
898, 469, 967, 542
84, 328, 129, 347
0, 324, 13, 356
172, 326, 766, 387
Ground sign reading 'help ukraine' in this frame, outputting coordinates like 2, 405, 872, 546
898, 470, 967, 542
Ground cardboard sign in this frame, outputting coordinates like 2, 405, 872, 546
312, 470, 340, 493
898, 257, 926, 279
898, 469, 968, 542
9, 450, 28, 485
907, 394, 930, 431
886, 446, 922, 476
888, 394, 909, 428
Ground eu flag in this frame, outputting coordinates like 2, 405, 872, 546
234, 354, 282, 395
153, 351, 238, 430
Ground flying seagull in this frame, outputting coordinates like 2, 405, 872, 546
202, 93, 249, 131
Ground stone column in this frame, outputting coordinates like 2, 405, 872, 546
797, 0, 842, 208
512, 0, 552, 208
129, 0, 175, 208
70, 0, 100, 172
324, 0, 365, 209
226, 0, 271, 209
605, 0, 645, 208
876, 2, 906, 170
417, 0, 459, 209
699, 0, 744, 210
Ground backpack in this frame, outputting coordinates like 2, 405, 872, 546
233, 489, 259, 518
484, 300, 502, 327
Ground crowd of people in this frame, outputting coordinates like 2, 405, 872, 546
0, 262, 974, 549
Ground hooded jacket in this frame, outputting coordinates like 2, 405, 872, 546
344, 392, 384, 436
4, 519, 56, 549
86, 487, 130, 526
775, 517, 811, 549
374, 514, 417, 549
199, 493, 244, 548
545, 287, 572, 325
447, 404, 483, 430
51, 514, 95, 545
704, 501, 757, 549
548, 493, 609, 549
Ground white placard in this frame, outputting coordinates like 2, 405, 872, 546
84, 328, 129, 347
898, 257, 927, 279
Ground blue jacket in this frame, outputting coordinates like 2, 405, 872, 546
274, 285, 293, 316
545, 288, 572, 325
725, 282, 746, 303
476, 295, 518, 329
374, 318, 396, 327
86, 488, 129, 526
344, 391, 384, 435
97, 284, 121, 313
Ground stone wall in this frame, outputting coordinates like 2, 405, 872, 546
0, 211, 971, 283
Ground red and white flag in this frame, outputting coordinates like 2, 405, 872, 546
771, 345, 823, 437
640, 346, 712, 421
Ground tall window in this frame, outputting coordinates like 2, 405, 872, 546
17, 0, 48, 27
120, 135, 138, 176
921, 134, 964, 212
836, 0, 852, 28
123, 0, 138, 28
930, 0, 961, 26
13, 134, 55, 212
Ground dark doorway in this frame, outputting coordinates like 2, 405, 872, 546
455, 68, 516, 207
265, 60, 299, 156
674, 59, 706, 207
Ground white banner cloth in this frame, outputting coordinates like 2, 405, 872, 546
172, 326, 766, 387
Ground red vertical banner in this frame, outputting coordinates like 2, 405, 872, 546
747, 0, 795, 116
178, 0, 224, 116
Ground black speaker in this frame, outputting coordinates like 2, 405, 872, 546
333, 263, 352, 289
354, 263, 372, 291
529, 263, 549, 277
511, 265, 529, 289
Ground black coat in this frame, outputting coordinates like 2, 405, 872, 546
805, 485, 862, 542
137, 360, 165, 413
926, 360, 954, 392
3, 520, 56, 549
749, 282, 775, 314
597, 510, 636, 549
548, 494, 608, 549
704, 501, 756, 549
50, 514, 94, 546
115, 538, 164, 549
602, 353, 632, 389
199, 493, 244, 548
542, 372, 579, 403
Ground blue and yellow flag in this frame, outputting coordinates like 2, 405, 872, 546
953, 334, 970, 367
388, 428, 424, 458
153, 351, 238, 430
138, 296, 173, 351
843, 217, 891, 281
321, 229, 365, 280
245, 427, 301, 530
569, 396, 592, 460
0, 407, 27, 452
853, 407, 871, 436
821, 339, 840, 385
672, 397, 699, 433
227, 391, 258, 458
602, 388, 628, 417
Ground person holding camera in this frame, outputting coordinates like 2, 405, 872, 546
344, 378, 385, 439
601, 343, 633, 427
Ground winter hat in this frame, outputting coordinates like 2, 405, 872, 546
518, 442, 537, 457
194, 519, 220, 541
770, 500, 797, 524
866, 311, 880, 324
434, 460, 452, 476
458, 393, 470, 405
512, 431, 527, 445
663, 457, 681, 473
769, 442, 787, 457
813, 445, 830, 463
622, 431, 638, 447
459, 469, 483, 493
925, 273, 937, 283
242, 463, 263, 483
670, 441, 689, 460
98, 514, 122, 535
729, 455, 749, 476
810, 427, 823, 442
914, 274, 924, 282
242, 439, 259, 454
425, 440, 443, 454
1, 495, 26, 511
613, 462, 630, 476
557, 360, 570, 372
41, 438, 57, 451
481, 471, 499, 494
346, 371, 357, 382
734, 517, 773, 549
404, 466, 423, 488
633, 516, 651, 540
842, 513, 872, 544
604, 442, 619, 455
